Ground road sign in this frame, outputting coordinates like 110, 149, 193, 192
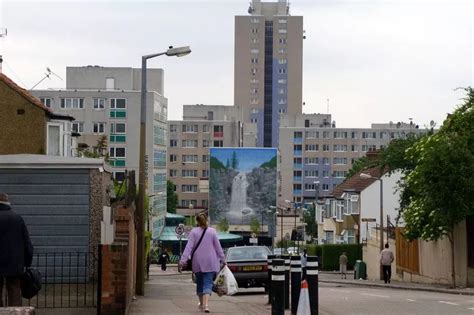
361, 218, 377, 222
284, 232, 291, 241
175, 225, 184, 235
249, 238, 258, 244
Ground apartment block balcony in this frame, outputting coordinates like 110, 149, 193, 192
293, 137, 303, 144
293, 189, 302, 195
293, 176, 302, 182
213, 131, 224, 138
293, 163, 303, 169
293, 150, 302, 156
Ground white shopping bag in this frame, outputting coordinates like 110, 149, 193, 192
213, 266, 238, 296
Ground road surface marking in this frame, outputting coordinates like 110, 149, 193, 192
468, 307, 474, 311
360, 293, 389, 298
438, 301, 459, 306
330, 289, 351, 294
406, 299, 416, 302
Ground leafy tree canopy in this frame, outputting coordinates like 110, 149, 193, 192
250, 217, 260, 235
167, 180, 178, 214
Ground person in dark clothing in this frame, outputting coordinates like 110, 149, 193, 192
158, 250, 170, 271
0, 193, 34, 307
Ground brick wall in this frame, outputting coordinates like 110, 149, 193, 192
0, 80, 47, 154
100, 205, 137, 315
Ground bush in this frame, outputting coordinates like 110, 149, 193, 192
302, 244, 362, 271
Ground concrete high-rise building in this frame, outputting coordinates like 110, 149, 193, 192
32, 66, 168, 237
234, 0, 303, 147
278, 113, 426, 206
167, 105, 256, 220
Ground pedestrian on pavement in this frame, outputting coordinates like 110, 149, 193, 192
380, 243, 394, 284
339, 252, 348, 279
0, 193, 34, 307
301, 248, 308, 279
179, 213, 226, 313
158, 249, 170, 272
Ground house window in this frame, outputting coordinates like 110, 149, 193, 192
322, 184, 329, 191
305, 157, 319, 165
170, 139, 178, 147
351, 131, 358, 139
279, 38, 287, 44
323, 157, 330, 165
182, 124, 198, 133
333, 145, 348, 152
278, 68, 287, 74
351, 145, 358, 152
93, 122, 105, 134
304, 170, 319, 178
181, 200, 197, 207
323, 170, 329, 178
202, 155, 209, 162
203, 125, 210, 133
322, 131, 331, 139
333, 171, 347, 178
169, 154, 177, 162
304, 183, 317, 191
305, 131, 319, 138
213, 140, 224, 147
278, 58, 287, 64
202, 170, 209, 178
333, 158, 348, 165
61, 98, 84, 109
40, 98, 53, 108
324, 231, 334, 244
201, 200, 208, 208
322, 144, 330, 152
278, 108, 286, 114
93, 98, 105, 109
203, 140, 210, 147
110, 98, 126, 109
110, 123, 126, 134
182, 140, 198, 148
251, 58, 258, 64
334, 131, 348, 139
72, 122, 84, 133
109, 147, 126, 158
182, 155, 198, 163
305, 144, 318, 151
169, 169, 177, 177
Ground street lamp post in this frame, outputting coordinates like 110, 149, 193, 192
360, 172, 384, 280
136, 46, 191, 296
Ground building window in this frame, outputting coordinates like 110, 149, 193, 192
278, 88, 286, 94
333, 158, 348, 165
362, 131, 377, 139
322, 144, 330, 152
181, 200, 197, 207
170, 139, 178, 147
278, 58, 287, 64
351, 131, 358, 139
40, 98, 53, 108
279, 48, 287, 54
72, 122, 84, 133
323, 157, 330, 165
278, 99, 287, 104
304, 170, 319, 178
202, 170, 209, 178
61, 98, 84, 109
278, 19, 287, 24
182, 124, 198, 133
304, 183, 317, 191
170, 124, 178, 132
250, 78, 259, 84
169, 170, 177, 177
213, 125, 224, 137
251, 38, 259, 44
305, 157, 319, 165
322, 184, 329, 191
278, 29, 287, 34
110, 98, 126, 109
305, 144, 318, 151
323, 170, 330, 178
93, 98, 105, 109
250, 118, 258, 124
182, 155, 198, 163
182, 170, 198, 178
182, 140, 198, 148
333, 145, 348, 152
182, 185, 198, 193
251, 18, 259, 23
213, 140, 224, 147
305, 131, 319, 138
202, 155, 209, 162
251, 88, 258, 94
278, 68, 287, 74
109, 147, 126, 158
251, 58, 258, 64
114, 172, 125, 182
251, 28, 258, 34
278, 108, 286, 114
110, 123, 126, 134
251, 98, 259, 105
250, 48, 259, 54
251, 68, 258, 75
201, 200, 208, 208
333, 171, 348, 178
93, 122, 105, 134
278, 79, 287, 84
203, 140, 210, 147
322, 131, 330, 139
169, 154, 177, 162
203, 125, 210, 133
334, 131, 348, 139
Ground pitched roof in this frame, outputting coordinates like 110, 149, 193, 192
330, 166, 385, 198
0, 73, 52, 113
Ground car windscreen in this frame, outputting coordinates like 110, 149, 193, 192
227, 247, 270, 261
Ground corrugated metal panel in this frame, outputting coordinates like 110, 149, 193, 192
0, 168, 90, 254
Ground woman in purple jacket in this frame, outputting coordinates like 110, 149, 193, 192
180, 213, 226, 313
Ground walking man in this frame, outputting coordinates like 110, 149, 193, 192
158, 249, 170, 272
339, 252, 348, 279
0, 193, 34, 306
380, 243, 394, 284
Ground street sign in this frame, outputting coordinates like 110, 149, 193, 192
284, 232, 291, 241
249, 237, 258, 244
361, 218, 377, 222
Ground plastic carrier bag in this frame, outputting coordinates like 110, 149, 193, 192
212, 265, 238, 296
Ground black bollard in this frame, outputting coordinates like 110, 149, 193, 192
282, 255, 290, 310
290, 255, 302, 315
267, 254, 275, 305
271, 259, 285, 315
306, 256, 319, 315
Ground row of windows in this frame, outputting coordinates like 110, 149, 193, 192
250, 18, 286, 24
71, 122, 126, 134
169, 139, 224, 148
169, 169, 209, 178
302, 157, 351, 165
40, 97, 127, 110
296, 144, 382, 153
179, 199, 208, 208
294, 183, 331, 191
302, 130, 417, 140
169, 155, 210, 163
169, 124, 223, 133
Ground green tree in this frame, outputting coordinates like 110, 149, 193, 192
250, 217, 260, 235
400, 88, 474, 287
303, 206, 317, 239
217, 217, 229, 232
166, 180, 178, 214
78, 135, 109, 159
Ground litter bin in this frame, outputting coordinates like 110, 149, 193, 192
353, 260, 367, 280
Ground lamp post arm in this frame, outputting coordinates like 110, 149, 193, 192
143, 52, 167, 60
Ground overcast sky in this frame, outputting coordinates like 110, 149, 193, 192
0, 0, 472, 128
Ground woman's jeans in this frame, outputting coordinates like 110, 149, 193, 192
195, 272, 216, 296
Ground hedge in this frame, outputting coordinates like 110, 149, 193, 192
304, 244, 362, 271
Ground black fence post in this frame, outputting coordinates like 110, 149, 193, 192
271, 259, 285, 315
267, 254, 275, 305
282, 255, 290, 310
306, 256, 319, 315
290, 255, 301, 315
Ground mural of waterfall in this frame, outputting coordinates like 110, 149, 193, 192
209, 148, 277, 226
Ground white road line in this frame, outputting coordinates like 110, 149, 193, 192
438, 301, 460, 306
406, 299, 416, 302
468, 307, 474, 311
330, 289, 352, 294
360, 293, 389, 298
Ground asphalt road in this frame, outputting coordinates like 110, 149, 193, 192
236, 282, 474, 315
